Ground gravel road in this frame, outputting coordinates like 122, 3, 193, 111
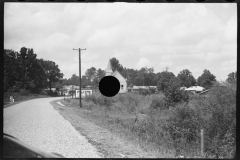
3, 97, 101, 158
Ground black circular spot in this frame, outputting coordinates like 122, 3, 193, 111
99, 76, 120, 97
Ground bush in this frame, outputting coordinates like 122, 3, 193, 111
163, 85, 189, 107
39, 89, 48, 95
185, 82, 236, 158
82, 100, 96, 110
201, 82, 236, 158
19, 89, 30, 96
150, 97, 167, 110
117, 93, 141, 113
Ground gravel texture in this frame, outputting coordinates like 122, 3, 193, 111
3, 97, 101, 158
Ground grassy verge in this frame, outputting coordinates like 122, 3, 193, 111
60, 93, 177, 158
61, 83, 236, 159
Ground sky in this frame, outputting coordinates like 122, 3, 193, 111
4, 3, 237, 81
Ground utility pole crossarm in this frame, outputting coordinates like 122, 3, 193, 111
73, 48, 86, 108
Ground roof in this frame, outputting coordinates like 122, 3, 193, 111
106, 59, 112, 72
132, 86, 157, 89
111, 70, 127, 82
62, 85, 79, 90
185, 86, 205, 92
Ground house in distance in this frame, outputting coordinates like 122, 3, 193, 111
105, 59, 127, 93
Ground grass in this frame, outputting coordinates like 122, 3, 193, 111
60, 83, 236, 158
61, 93, 178, 158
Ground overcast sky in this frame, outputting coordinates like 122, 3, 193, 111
4, 3, 237, 81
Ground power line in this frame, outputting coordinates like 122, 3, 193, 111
110, 5, 135, 29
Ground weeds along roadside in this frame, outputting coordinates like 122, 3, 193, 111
63, 83, 236, 158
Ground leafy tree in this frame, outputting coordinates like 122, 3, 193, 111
69, 74, 79, 86
197, 69, 216, 89
4, 49, 21, 92
163, 77, 189, 107
226, 71, 237, 84
97, 68, 105, 81
16, 47, 47, 91
38, 59, 63, 92
81, 75, 90, 87
125, 68, 138, 86
135, 67, 147, 86
110, 57, 124, 74
157, 71, 175, 92
4, 48, 47, 93
177, 69, 196, 87
144, 67, 156, 86
85, 67, 97, 81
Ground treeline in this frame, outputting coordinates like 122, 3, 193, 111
4, 47, 63, 94
61, 57, 237, 91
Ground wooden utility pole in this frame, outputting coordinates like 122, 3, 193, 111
73, 48, 86, 108
201, 129, 204, 157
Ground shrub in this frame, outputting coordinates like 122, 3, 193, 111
187, 81, 236, 158
82, 101, 96, 110
85, 94, 98, 104
19, 89, 30, 96
150, 97, 167, 110
39, 89, 48, 95
201, 82, 236, 158
163, 85, 189, 107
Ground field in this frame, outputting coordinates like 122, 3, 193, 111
60, 82, 236, 158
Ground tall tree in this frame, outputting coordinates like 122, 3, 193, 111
110, 57, 124, 74
85, 67, 97, 82
17, 47, 47, 92
96, 68, 105, 81
81, 75, 90, 87
4, 49, 21, 92
157, 71, 175, 92
177, 69, 196, 87
70, 74, 79, 86
226, 71, 237, 84
38, 59, 63, 92
197, 69, 216, 89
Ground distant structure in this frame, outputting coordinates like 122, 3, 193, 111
105, 59, 127, 93
183, 86, 205, 94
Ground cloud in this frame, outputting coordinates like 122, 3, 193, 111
136, 57, 151, 69
4, 3, 237, 81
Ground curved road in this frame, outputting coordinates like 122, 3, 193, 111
3, 97, 100, 158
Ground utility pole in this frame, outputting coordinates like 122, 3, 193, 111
73, 48, 86, 108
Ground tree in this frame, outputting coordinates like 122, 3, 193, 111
163, 77, 189, 107
85, 67, 97, 88
16, 47, 47, 91
4, 47, 48, 93
157, 71, 176, 92
81, 75, 90, 87
197, 69, 216, 89
69, 74, 79, 86
4, 49, 21, 92
110, 57, 124, 74
226, 71, 237, 84
135, 67, 147, 86
177, 69, 196, 88
97, 68, 105, 81
85, 67, 97, 81
124, 68, 138, 86
38, 59, 63, 92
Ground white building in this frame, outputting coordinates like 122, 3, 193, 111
184, 86, 205, 94
105, 59, 127, 93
